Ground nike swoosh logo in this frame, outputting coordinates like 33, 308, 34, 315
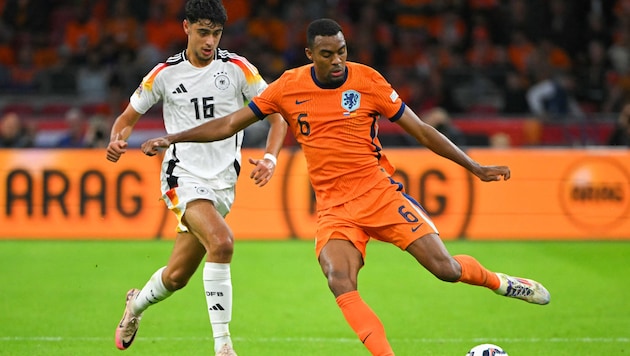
411, 223, 424, 232
295, 99, 311, 105
361, 332, 372, 344
122, 331, 137, 349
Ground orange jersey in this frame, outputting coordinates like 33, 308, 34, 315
250, 62, 405, 210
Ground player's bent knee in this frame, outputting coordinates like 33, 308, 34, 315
201, 233, 235, 257
431, 259, 461, 283
212, 237, 234, 257
326, 271, 358, 295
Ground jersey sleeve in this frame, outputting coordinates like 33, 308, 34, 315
367, 69, 405, 122
228, 55, 268, 101
248, 74, 286, 120
129, 63, 166, 114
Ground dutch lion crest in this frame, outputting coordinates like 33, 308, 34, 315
341, 90, 360, 112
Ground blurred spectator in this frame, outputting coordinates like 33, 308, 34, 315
394, 0, 431, 31
9, 43, 43, 93
75, 50, 111, 104
583, 11, 612, 48
451, 70, 503, 114
143, 3, 183, 56
608, 28, 630, 75
160, 0, 186, 19
83, 113, 110, 148
574, 40, 613, 113
0, 111, 34, 147
221, 0, 251, 42
0, 34, 15, 67
405, 75, 439, 113
2, 0, 51, 41
40, 47, 77, 95
543, 0, 582, 55
104, 0, 140, 52
427, 9, 467, 50
603, 71, 630, 113
466, 26, 500, 69
526, 68, 584, 120
246, 5, 287, 55
422, 107, 467, 146
495, 0, 544, 45
62, 3, 101, 62
501, 70, 530, 114
108, 48, 142, 113
56, 107, 86, 148
608, 103, 630, 146
282, 2, 310, 67
526, 39, 572, 79
468, 0, 502, 44
388, 29, 423, 70
0, 34, 12, 89
351, 3, 393, 72
506, 30, 536, 74
489, 132, 511, 148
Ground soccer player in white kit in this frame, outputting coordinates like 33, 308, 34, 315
105, 1, 287, 355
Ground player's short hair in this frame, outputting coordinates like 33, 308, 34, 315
185, 0, 227, 26
307, 18, 343, 48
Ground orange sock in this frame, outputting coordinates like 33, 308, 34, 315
336, 291, 394, 356
453, 255, 500, 290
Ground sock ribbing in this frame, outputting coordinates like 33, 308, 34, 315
453, 255, 501, 290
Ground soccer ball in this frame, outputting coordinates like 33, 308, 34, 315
466, 343, 508, 356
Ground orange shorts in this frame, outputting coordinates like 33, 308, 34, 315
315, 177, 439, 259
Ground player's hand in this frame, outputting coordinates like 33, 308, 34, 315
248, 156, 275, 187
473, 165, 510, 182
106, 138, 128, 162
141, 137, 171, 156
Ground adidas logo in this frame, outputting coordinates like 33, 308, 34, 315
172, 83, 187, 94
209, 303, 225, 311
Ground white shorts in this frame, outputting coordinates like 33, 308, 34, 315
161, 176, 235, 233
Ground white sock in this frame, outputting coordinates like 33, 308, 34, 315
203, 262, 233, 352
130, 267, 173, 315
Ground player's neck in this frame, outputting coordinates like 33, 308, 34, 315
186, 49, 214, 68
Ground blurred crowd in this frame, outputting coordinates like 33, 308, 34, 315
0, 0, 630, 147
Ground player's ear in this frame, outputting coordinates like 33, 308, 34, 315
305, 47, 313, 61
183, 19, 190, 35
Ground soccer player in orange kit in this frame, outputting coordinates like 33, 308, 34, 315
141, 18, 550, 356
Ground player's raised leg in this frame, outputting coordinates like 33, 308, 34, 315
406, 234, 550, 305
115, 232, 206, 350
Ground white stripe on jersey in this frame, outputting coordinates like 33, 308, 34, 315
165, 51, 184, 64
218, 48, 260, 76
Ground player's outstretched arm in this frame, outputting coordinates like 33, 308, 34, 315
248, 113, 287, 187
141, 106, 260, 156
395, 106, 510, 182
107, 104, 142, 162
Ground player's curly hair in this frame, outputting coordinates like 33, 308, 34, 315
307, 18, 343, 49
185, 0, 227, 26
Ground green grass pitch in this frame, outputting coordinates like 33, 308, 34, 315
0, 239, 629, 355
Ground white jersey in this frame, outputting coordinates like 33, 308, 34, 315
130, 48, 268, 190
